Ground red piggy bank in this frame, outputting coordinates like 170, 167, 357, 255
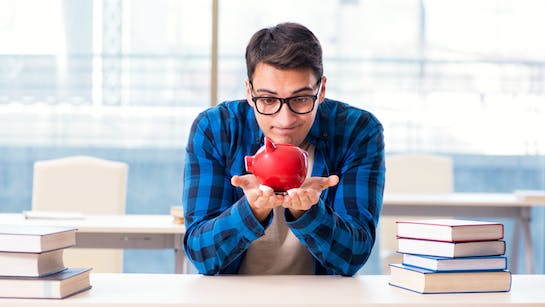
245, 137, 308, 192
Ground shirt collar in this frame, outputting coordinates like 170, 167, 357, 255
307, 100, 330, 149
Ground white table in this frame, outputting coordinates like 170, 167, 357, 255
382, 193, 545, 273
1, 192, 543, 274
1, 274, 544, 306
0, 214, 187, 273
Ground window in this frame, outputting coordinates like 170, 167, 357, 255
0, 0, 211, 147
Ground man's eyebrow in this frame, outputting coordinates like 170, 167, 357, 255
291, 86, 314, 95
254, 86, 314, 95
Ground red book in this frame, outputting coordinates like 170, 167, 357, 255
396, 219, 504, 242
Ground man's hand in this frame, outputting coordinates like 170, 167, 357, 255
283, 175, 340, 219
231, 174, 284, 222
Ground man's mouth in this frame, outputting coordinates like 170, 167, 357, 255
274, 128, 297, 136
274, 126, 297, 133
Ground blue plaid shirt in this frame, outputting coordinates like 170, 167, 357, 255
183, 98, 385, 276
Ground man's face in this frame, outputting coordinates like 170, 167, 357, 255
245, 63, 326, 146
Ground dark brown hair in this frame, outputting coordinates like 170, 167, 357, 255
245, 22, 323, 82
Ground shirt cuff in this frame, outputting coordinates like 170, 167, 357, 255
284, 199, 326, 232
233, 197, 272, 241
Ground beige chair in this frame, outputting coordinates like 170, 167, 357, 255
380, 154, 453, 273
32, 156, 128, 273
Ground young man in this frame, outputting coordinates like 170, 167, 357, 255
183, 22, 385, 276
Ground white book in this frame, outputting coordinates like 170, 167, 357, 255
23, 210, 85, 220
0, 249, 65, 277
396, 219, 504, 242
0, 225, 77, 253
397, 238, 506, 258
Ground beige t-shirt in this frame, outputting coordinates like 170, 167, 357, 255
238, 142, 315, 275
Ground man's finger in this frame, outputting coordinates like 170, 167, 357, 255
259, 184, 274, 193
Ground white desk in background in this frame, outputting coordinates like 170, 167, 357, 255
0, 214, 187, 274
1, 274, 544, 307
382, 193, 545, 274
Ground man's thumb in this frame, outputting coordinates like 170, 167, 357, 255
231, 175, 247, 188
327, 175, 340, 187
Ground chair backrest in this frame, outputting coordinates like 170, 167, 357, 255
377, 154, 454, 274
31, 156, 128, 273
32, 156, 128, 214
385, 154, 454, 194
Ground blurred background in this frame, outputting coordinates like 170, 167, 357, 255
0, 0, 544, 274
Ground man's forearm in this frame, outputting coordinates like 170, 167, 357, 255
184, 198, 268, 274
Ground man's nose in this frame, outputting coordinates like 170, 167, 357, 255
275, 102, 298, 124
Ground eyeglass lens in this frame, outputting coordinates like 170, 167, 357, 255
256, 96, 315, 115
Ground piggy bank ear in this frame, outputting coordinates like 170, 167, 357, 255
265, 137, 276, 152
245, 156, 254, 173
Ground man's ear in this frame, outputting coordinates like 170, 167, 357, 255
244, 79, 253, 106
318, 76, 327, 103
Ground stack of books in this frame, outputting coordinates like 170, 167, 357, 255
0, 224, 92, 299
514, 189, 545, 203
170, 206, 184, 225
388, 219, 512, 294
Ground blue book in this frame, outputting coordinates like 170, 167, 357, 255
389, 263, 511, 294
402, 254, 508, 272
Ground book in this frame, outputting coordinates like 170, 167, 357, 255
0, 225, 77, 253
170, 206, 184, 224
397, 238, 506, 258
0, 249, 65, 277
23, 210, 85, 220
0, 267, 92, 299
402, 254, 508, 271
389, 263, 511, 294
514, 190, 545, 204
396, 219, 504, 242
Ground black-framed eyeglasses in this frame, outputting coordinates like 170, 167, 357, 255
250, 80, 322, 115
